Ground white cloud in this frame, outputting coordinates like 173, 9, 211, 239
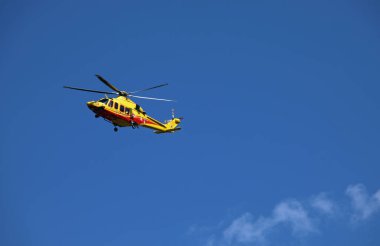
223, 213, 264, 244
223, 200, 315, 245
310, 193, 336, 215
273, 200, 315, 234
190, 183, 380, 246
346, 183, 380, 221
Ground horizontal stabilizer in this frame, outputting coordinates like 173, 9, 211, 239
154, 127, 182, 134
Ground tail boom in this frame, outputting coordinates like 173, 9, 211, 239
153, 118, 182, 134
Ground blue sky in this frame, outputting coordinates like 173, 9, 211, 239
1, 1, 380, 245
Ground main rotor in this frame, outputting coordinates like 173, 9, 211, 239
64, 75, 174, 102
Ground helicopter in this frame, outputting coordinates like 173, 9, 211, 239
64, 75, 182, 133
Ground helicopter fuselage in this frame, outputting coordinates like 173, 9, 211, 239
87, 96, 181, 133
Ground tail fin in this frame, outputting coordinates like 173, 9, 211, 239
165, 117, 181, 130
154, 109, 182, 134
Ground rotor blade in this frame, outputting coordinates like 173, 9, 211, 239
63, 86, 117, 95
130, 83, 168, 94
95, 74, 121, 93
129, 95, 175, 102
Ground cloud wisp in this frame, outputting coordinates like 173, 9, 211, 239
310, 192, 336, 215
223, 200, 315, 245
346, 184, 380, 221
190, 183, 380, 246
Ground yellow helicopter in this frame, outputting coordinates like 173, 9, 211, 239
64, 75, 182, 133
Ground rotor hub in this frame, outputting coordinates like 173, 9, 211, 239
119, 91, 128, 96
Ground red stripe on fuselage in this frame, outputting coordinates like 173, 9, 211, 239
90, 107, 160, 127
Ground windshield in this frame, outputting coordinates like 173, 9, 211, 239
99, 98, 108, 104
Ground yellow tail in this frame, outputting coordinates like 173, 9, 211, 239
154, 118, 182, 134
165, 118, 181, 129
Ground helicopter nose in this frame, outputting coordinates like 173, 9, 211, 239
87, 101, 105, 111
87, 101, 96, 109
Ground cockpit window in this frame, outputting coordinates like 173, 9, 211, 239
108, 100, 114, 107
99, 98, 108, 104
